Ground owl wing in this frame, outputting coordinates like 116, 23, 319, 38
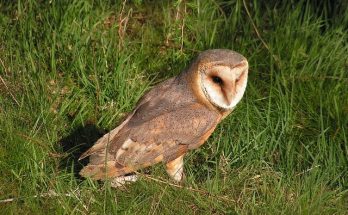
80, 101, 220, 180
79, 80, 221, 180
114, 102, 221, 166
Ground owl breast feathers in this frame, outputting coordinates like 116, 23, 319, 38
79, 49, 248, 183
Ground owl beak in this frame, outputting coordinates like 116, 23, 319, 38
222, 85, 234, 106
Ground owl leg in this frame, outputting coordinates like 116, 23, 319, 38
165, 155, 185, 182
110, 174, 138, 188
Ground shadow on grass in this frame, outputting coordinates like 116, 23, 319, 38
59, 123, 106, 179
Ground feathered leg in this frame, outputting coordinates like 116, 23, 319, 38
166, 155, 185, 182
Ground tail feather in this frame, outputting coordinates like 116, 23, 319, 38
79, 161, 133, 180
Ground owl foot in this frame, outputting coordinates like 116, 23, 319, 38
166, 155, 185, 183
110, 174, 138, 188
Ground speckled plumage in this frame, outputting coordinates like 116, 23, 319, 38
79, 49, 248, 183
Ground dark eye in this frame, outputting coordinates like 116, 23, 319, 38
212, 76, 223, 85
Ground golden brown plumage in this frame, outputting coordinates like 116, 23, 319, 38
79, 49, 248, 183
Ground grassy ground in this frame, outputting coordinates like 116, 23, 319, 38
0, 0, 347, 214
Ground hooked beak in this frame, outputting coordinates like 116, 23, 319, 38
221, 68, 247, 106
221, 84, 235, 106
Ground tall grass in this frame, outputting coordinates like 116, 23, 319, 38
0, 0, 347, 214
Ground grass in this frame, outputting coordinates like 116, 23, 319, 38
0, 0, 347, 214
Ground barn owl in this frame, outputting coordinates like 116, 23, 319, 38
79, 49, 248, 186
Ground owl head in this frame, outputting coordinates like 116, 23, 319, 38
187, 49, 249, 111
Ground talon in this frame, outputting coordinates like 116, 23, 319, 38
166, 155, 185, 182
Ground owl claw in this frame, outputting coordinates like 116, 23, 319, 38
173, 172, 186, 184
166, 155, 185, 182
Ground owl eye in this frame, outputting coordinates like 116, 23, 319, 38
212, 76, 223, 85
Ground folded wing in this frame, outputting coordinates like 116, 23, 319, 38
79, 78, 220, 180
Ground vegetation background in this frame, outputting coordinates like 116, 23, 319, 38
0, 0, 347, 214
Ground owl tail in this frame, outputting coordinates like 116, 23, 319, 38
79, 161, 133, 180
